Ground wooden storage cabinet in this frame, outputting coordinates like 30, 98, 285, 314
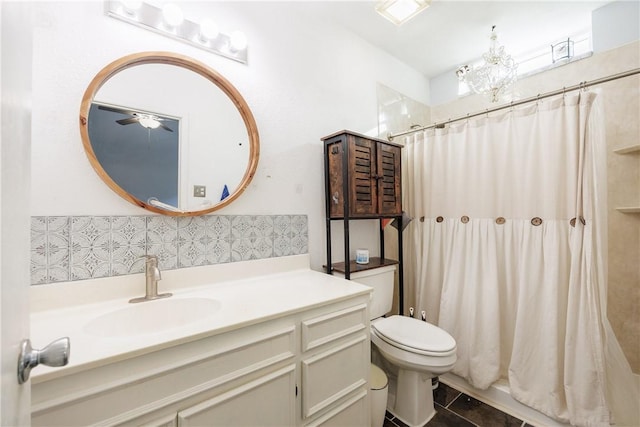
322, 130, 404, 312
324, 131, 402, 219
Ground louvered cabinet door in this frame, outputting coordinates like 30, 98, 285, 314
377, 143, 401, 215
348, 136, 378, 216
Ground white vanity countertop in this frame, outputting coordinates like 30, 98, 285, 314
30, 256, 371, 382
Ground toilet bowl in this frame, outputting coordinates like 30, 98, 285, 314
334, 264, 456, 427
371, 315, 456, 427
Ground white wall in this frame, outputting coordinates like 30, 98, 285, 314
28, 1, 430, 271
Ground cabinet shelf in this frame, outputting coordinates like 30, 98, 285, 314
328, 257, 399, 275
616, 207, 640, 213
613, 144, 640, 154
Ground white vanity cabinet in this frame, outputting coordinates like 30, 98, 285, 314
31, 292, 370, 427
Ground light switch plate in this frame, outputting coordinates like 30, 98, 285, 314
193, 185, 206, 197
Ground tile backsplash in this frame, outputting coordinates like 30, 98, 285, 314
31, 215, 308, 285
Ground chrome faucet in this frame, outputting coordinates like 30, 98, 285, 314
129, 255, 172, 303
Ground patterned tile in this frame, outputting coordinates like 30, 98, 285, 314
208, 239, 231, 264
273, 215, 292, 236
178, 241, 208, 268
291, 215, 308, 238
30, 214, 307, 284
231, 215, 254, 239
147, 216, 178, 245
111, 244, 146, 276
31, 216, 47, 252
30, 263, 48, 285
112, 216, 146, 247
274, 235, 292, 257
147, 243, 178, 270
291, 235, 308, 255
71, 244, 110, 280
231, 238, 254, 262
71, 216, 110, 248
206, 215, 231, 240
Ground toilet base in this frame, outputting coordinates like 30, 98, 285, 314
387, 369, 436, 427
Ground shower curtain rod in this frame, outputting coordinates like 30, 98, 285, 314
387, 67, 640, 141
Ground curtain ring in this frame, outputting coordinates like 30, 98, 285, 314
436, 216, 444, 223
570, 218, 576, 227
419, 216, 425, 222
495, 217, 506, 225
531, 217, 543, 226
461, 215, 470, 224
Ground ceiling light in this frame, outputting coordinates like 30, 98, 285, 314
457, 26, 518, 103
375, 0, 430, 26
138, 115, 161, 129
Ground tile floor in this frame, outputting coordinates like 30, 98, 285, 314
384, 382, 536, 427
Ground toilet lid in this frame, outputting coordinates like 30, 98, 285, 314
372, 315, 456, 355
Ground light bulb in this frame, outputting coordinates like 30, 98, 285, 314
229, 31, 248, 51
121, 0, 142, 14
199, 18, 219, 42
162, 3, 183, 28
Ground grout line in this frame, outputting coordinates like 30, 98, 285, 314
445, 390, 463, 409
438, 405, 482, 427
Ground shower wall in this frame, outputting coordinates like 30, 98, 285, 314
430, 41, 640, 374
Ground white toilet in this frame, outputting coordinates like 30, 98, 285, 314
340, 265, 457, 427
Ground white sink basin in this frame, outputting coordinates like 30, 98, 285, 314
84, 297, 221, 337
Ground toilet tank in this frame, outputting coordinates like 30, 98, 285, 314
334, 265, 396, 319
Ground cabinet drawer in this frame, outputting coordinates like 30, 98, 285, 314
301, 303, 367, 352
177, 365, 296, 427
304, 390, 368, 427
301, 335, 368, 419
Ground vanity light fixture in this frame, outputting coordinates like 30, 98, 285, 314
375, 0, 430, 26
105, 0, 248, 64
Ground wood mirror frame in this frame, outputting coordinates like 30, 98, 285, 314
79, 51, 259, 216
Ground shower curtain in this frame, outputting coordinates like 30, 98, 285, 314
403, 91, 639, 426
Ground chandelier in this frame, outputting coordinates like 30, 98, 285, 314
457, 26, 518, 103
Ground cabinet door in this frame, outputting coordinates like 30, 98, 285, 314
177, 365, 296, 427
377, 142, 402, 216
348, 136, 378, 216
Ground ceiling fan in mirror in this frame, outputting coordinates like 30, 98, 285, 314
97, 104, 174, 132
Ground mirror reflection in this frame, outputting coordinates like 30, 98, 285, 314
79, 52, 259, 216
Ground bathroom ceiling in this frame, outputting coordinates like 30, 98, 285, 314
299, 0, 610, 78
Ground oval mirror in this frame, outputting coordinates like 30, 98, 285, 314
79, 52, 259, 216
